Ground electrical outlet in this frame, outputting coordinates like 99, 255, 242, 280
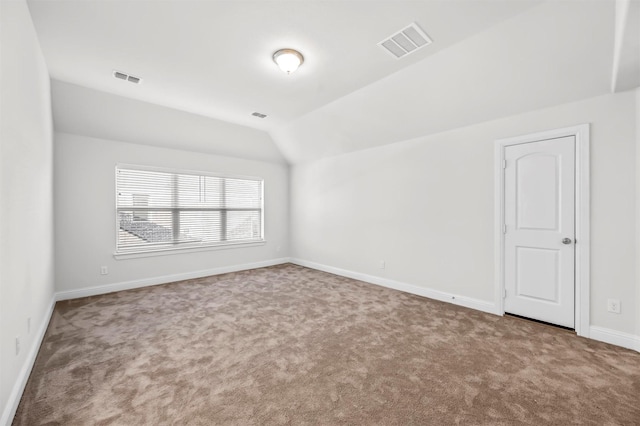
15, 336, 20, 355
100, 266, 108, 275
379, 260, 386, 269
27, 317, 31, 334
607, 299, 621, 314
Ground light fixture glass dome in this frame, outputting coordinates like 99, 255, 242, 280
273, 49, 304, 74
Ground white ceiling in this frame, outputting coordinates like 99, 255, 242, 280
27, 0, 624, 164
274, 0, 617, 162
51, 80, 286, 163
612, 0, 640, 92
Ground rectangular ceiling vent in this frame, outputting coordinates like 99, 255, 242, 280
113, 70, 142, 84
378, 23, 432, 59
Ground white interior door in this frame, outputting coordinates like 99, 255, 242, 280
504, 136, 575, 328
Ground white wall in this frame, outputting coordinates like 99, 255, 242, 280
0, 0, 55, 423
54, 133, 289, 295
637, 87, 640, 343
291, 91, 637, 336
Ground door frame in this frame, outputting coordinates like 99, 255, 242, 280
494, 124, 590, 337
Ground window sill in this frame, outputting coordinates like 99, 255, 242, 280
113, 240, 266, 260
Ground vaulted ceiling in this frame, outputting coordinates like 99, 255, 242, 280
27, 0, 635, 164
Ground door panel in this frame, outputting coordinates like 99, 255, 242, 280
516, 247, 559, 303
516, 154, 558, 231
504, 136, 575, 328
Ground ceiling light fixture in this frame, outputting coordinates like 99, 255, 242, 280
273, 49, 304, 74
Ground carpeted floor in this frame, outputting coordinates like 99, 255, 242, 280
14, 264, 640, 425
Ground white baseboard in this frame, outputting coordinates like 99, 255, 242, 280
56, 257, 291, 301
290, 258, 499, 315
589, 326, 640, 352
1, 296, 56, 426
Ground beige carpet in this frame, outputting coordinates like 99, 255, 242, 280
14, 264, 640, 425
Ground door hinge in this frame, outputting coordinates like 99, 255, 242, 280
502, 159, 507, 169
503, 224, 507, 234
503, 288, 507, 299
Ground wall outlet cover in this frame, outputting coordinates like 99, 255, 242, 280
607, 299, 621, 314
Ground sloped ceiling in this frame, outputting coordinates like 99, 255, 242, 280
274, 0, 616, 163
51, 80, 286, 163
612, 0, 640, 92
28, 0, 620, 164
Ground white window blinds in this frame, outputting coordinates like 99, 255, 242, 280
116, 166, 263, 253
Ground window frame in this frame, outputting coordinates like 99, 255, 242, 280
113, 163, 265, 259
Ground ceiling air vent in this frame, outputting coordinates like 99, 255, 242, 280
378, 23, 432, 59
113, 70, 142, 84
252, 112, 267, 118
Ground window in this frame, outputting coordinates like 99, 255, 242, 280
116, 165, 263, 254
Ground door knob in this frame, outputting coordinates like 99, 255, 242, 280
562, 238, 573, 245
